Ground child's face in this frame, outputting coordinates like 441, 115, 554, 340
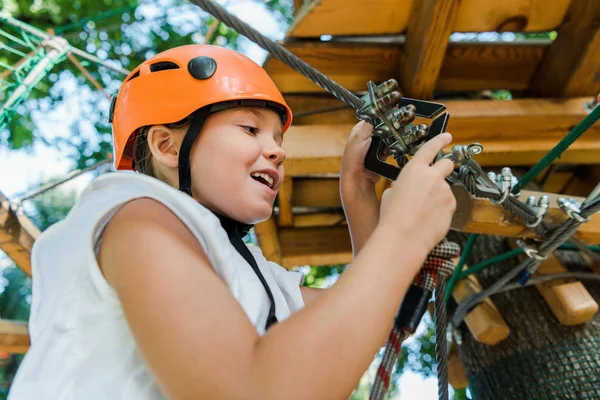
189, 107, 285, 224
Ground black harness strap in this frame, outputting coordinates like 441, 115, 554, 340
175, 106, 278, 331
217, 214, 278, 330
178, 107, 211, 196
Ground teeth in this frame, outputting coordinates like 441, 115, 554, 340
251, 172, 274, 188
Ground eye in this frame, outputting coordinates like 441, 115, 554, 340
241, 125, 259, 135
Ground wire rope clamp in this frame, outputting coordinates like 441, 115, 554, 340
487, 167, 514, 204
524, 195, 550, 227
516, 239, 548, 261
557, 197, 590, 223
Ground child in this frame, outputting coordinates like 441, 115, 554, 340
9, 44, 456, 399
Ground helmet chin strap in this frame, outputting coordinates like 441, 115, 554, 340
175, 105, 279, 331
177, 106, 211, 196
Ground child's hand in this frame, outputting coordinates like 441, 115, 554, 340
379, 133, 456, 254
340, 121, 381, 195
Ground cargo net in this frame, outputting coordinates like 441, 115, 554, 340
448, 233, 600, 400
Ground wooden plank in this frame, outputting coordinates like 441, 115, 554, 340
436, 43, 547, 93
265, 42, 400, 94
285, 137, 600, 176
293, 212, 346, 227
282, 97, 600, 175
293, 177, 341, 207
265, 42, 550, 94
0, 191, 39, 275
563, 166, 600, 197
254, 216, 282, 265
400, 0, 461, 99
0, 320, 30, 354
448, 343, 468, 389
287, 95, 595, 129
288, 0, 570, 37
287, 95, 355, 125
509, 239, 599, 326
452, 265, 510, 345
274, 186, 600, 268
463, 190, 600, 244
528, 0, 600, 97
542, 170, 575, 194
278, 178, 294, 226
280, 226, 352, 267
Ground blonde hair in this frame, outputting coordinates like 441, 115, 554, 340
132, 115, 194, 182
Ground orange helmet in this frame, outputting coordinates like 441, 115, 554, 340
110, 44, 292, 174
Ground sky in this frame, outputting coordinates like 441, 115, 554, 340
0, 1, 467, 398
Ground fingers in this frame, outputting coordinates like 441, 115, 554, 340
412, 133, 452, 165
431, 158, 455, 177
352, 120, 374, 139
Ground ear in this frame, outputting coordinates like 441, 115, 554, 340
147, 125, 181, 169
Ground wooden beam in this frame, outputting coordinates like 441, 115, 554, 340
275, 185, 600, 268
265, 41, 550, 94
0, 320, 30, 354
0, 191, 39, 275
452, 266, 510, 345
280, 226, 352, 268
287, 0, 570, 37
283, 97, 600, 175
293, 212, 346, 227
463, 190, 600, 244
293, 177, 341, 207
400, 0, 461, 99
254, 216, 282, 265
277, 178, 294, 226
528, 0, 600, 97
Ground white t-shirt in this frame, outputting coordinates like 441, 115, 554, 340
9, 171, 305, 400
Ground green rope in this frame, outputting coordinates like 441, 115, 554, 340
512, 104, 600, 194
0, 28, 32, 48
460, 248, 524, 277
0, 60, 16, 71
457, 244, 600, 281
445, 234, 478, 301
0, 43, 28, 58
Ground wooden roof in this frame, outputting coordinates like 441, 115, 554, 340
256, 0, 600, 267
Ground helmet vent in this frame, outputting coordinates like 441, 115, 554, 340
126, 70, 140, 82
150, 61, 180, 72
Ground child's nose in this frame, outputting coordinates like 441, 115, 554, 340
264, 142, 286, 166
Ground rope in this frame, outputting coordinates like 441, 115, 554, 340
370, 239, 459, 400
0, 15, 130, 76
187, 0, 364, 110
434, 278, 449, 400
451, 192, 600, 328
445, 234, 477, 301
369, 326, 408, 400
512, 105, 600, 194
11, 158, 112, 205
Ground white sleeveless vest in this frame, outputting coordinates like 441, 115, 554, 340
9, 171, 305, 400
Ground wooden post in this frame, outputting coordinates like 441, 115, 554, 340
254, 216, 282, 265
401, 0, 462, 99
451, 262, 510, 345
0, 191, 39, 275
527, 0, 600, 97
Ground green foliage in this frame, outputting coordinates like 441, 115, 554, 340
0, 262, 32, 399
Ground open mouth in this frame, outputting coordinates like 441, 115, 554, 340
251, 172, 275, 189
